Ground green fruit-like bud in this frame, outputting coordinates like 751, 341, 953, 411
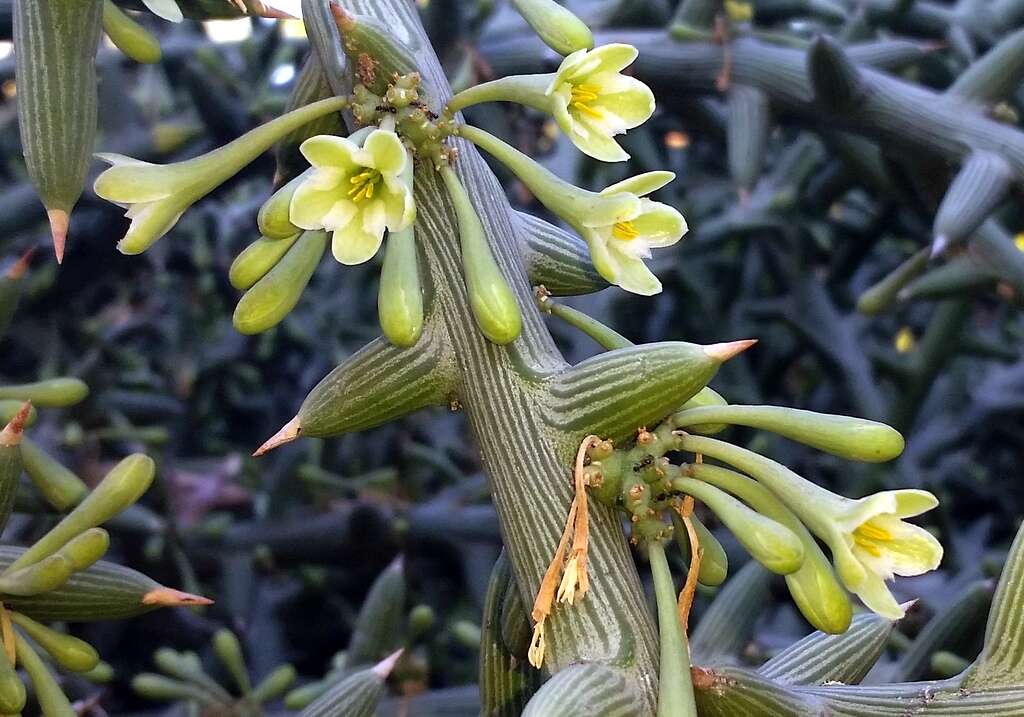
10, 612, 99, 672
451, 620, 482, 649
0, 554, 74, 596
20, 437, 89, 511
348, 556, 406, 665
408, 604, 435, 639
229, 232, 302, 291
132, 673, 211, 703
677, 387, 729, 434
233, 230, 327, 335
213, 629, 252, 694
6, 454, 154, 573
440, 166, 522, 345
82, 660, 115, 683
0, 378, 89, 408
672, 405, 904, 462
0, 645, 26, 714
378, 226, 424, 348
258, 172, 307, 240
56, 528, 110, 570
102, 0, 162, 63
673, 477, 805, 575
14, 630, 77, 717
511, 0, 594, 55
252, 664, 297, 702
672, 511, 728, 587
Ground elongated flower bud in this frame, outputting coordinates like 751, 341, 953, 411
258, 171, 309, 239
440, 166, 522, 345
672, 405, 905, 462
511, 0, 594, 55
672, 510, 728, 586
233, 230, 328, 335
229, 232, 302, 291
102, 1, 162, 64
10, 612, 99, 672
672, 476, 805, 574
0, 646, 25, 714
378, 226, 424, 348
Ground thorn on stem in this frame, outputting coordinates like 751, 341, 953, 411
47, 210, 69, 264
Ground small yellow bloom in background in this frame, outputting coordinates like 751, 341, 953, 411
724, 0, 754, 21
583, 171, 688, 296
1014, 232, 1024, 252
546, 44, 655, 162
895, 327, 916, 353
290, 129, 415, 265
825, 490, 943, 619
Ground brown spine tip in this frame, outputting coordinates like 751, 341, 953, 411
252, 416, 301, 457
7, 248, 35, 279
373, 649, 404, 678
254, 2, 297, 18
142, 587, 214, 608
0, 402, 31, 447
703, 339, 758, 362
328, 0, 356, 30
47, 210, 69, 264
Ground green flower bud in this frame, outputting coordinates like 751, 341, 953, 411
440, 166, 522, 345
213, 629, 252, 694
14, 631, 76, 717
252, 664, 297, 703
258, 172, 309, 240
233, 230, 328, 335
229, 232, 302, 291
0, 377, 88, 408
672, 477, 805, 575
672, 510, 728, 587
378, 226, 424, 348
10, 612, 99, 672
510, 0, 594, 55
103, 0, 162, 64
0, 646, 25, 714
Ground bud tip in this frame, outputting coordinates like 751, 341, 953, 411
253, 416, 301, 457
704, 339, 758, 362
142, 587, 214, 608
373, 649, 404, 678
7, 248, 34, 279
47, 210, 69, 264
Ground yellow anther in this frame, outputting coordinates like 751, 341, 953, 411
612, 221, 640, 241
570, 83, 604, 120
854, 535, 883, 557
347, 169, 381, 204
855, 522, 893, 542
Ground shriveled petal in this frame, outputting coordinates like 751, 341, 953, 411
602, 171, 675, 197
142, 0, 183, 22
299, 135, 363, 172
589, 73, 656, 130
851, 572, 905, 619
631, 200, 687, 248
607, 245, 662, 296
569, 115, 631, 162
332, 221, 385, 265
118, 199, 186, 255
290, 180, 343, 230
363, 130, 408, 176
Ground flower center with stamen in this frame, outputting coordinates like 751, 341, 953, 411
348, 169, 382, 203
853, 521, 893, 557
612, 221, 640, 241
570, 83, 604, 120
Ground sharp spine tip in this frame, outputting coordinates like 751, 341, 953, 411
253, 416, 301, 457
704, 339, 758, 362
930, 235, 949, 259
373, 649, 404, 678
0, 402, 31, 446
141, 587, 214, 607
47, 210, 69, 264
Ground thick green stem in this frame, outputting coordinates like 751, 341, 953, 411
333, 1, 659, 711
647, 540, 698, 717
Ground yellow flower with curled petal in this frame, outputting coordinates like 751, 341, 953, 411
581, 171, 688, 296
545, 44, 655, 162
289, 128, 415, 265
824, 490, 943, 619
